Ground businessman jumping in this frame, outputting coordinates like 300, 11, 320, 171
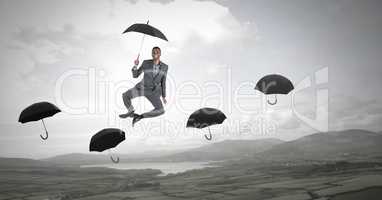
119, 46, 168, 126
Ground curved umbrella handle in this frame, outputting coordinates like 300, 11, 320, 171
40, 119, 49, 140
110, 155, 120, 163
40, 131, 48, 140
204, 127, 212, 140
267, 94, 278, 105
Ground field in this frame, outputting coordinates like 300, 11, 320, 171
1, 160, 382, 200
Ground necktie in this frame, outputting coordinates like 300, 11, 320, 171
153, 64, 159, 76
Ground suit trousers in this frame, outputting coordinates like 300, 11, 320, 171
122, 86, 165, 118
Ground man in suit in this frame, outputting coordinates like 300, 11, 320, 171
119, 46, 168, 126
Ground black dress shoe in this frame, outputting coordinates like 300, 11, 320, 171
119, 110, 135, 118
132, 114, 143, 127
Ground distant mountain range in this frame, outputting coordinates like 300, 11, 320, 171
41, 150, 181, 166
155, 138, 284, 162
41, 138, 283, 165
0, 157, 57, 168
41, 153, 115, 166
34, 129, 382, 166
258, 129, 382, 161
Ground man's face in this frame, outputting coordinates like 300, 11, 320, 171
152, 48, 161, 60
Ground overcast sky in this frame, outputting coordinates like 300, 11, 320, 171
0, 0, 381, 158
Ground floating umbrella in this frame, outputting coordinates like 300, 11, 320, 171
122, 20, 168, 60
89, 128, 125, 163
18, 101, 61, 140
186, 107, 227, 140
255, 74, 294, 105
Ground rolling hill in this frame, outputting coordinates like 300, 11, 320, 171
0, 157, 57, 168
42, 129, 382, 165
43, 139, 284, 165
157, 138, 284, 162
258, 129, 382, 161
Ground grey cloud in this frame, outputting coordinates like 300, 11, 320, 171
1, 0, 382, 158
10, 24, 77, 47
329, 94, 382, 131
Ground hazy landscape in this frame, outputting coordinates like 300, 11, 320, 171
2, 0, 382, 199
1, 129, 382, 200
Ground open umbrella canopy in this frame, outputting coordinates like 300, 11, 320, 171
255, 74, 294, 95
186, 107, 227, 140
90, 128, 125, 163
18, 101, 61, 140
18, 101, 61, 123
89, 128, 125, 152
123, 23, 168, 41
255, 74, 294, 105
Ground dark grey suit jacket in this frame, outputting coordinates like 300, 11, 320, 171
132, 59, 168, 98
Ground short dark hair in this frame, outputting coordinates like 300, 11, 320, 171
152, 46, 161, 52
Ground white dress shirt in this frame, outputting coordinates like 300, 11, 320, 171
153, 63, 160, 76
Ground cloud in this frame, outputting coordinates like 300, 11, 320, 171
329, 94, 382, 131
0, 0, 252, 157
1, 0, 382, 157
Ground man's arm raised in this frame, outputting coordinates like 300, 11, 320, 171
132, 59, 143, 78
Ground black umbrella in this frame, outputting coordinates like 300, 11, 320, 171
186, 107, 227, 140
89, 128, 125, 163
123, 20, 168, 60
18, 101, 61, 140
255, 74, 294, 105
